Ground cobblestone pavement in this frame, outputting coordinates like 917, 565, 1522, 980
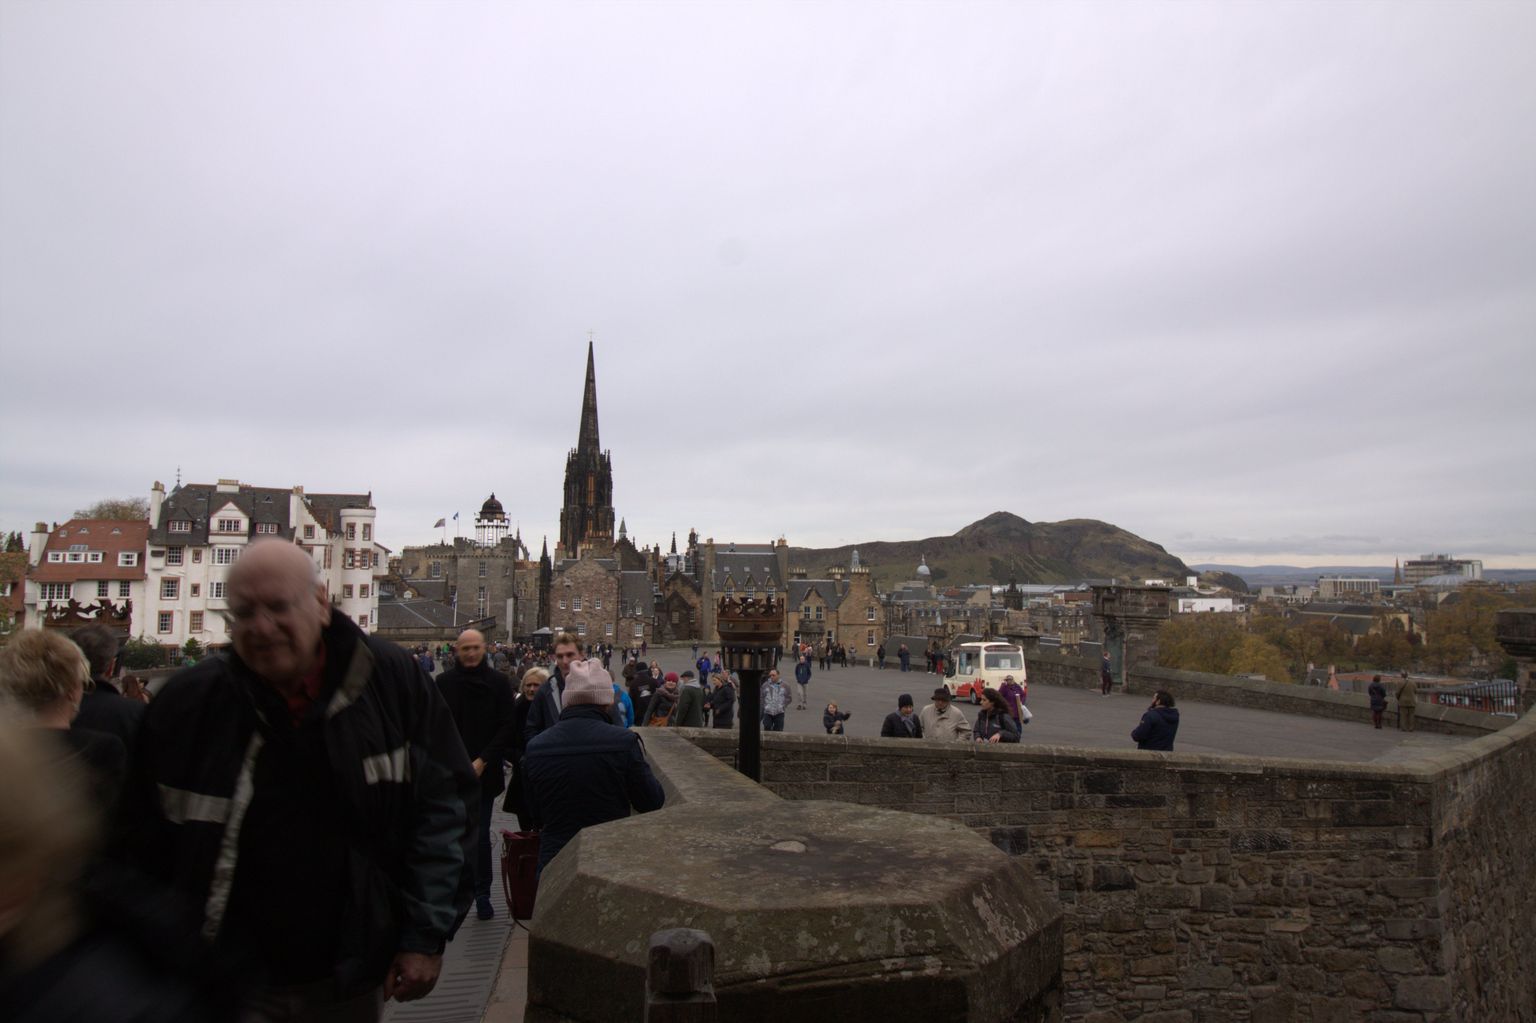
634, 647, 1464, 762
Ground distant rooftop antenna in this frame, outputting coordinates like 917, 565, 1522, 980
175, 464, 182, 487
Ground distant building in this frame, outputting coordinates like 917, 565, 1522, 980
396, 494, 530, 641
1403, 554, 1483, 586
1317, 576, 1381, 600
24, 518, 148, 635
1173, 596, 1237, 613
140, 479, 384, 651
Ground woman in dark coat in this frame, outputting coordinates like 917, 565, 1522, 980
1368, 675, 1388, 729
642, 674, 680, 726
501, 668, 547, 829
972, 688, 1020, 744
709, 674, 737, 729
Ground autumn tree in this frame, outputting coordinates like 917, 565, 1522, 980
1422, 587, 1530, 676
74, 497, 150, 520
1227, 634, 1292, 683
1157, 613, 1244, 675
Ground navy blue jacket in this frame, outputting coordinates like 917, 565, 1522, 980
794, 659, 812, 685
1132, 706, 1180, 751
522, 705, 665, 875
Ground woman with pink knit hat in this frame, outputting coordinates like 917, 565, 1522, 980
521, 658, 665, 877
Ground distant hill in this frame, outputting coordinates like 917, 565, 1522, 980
789, 512, 1190, 589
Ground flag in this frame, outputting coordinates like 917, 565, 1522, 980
452, 512, 459, 521
433, 518, 446, 529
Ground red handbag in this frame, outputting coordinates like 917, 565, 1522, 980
500, 829, 540, 920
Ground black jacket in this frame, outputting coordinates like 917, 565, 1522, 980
710, 683, 736, 729
435, 660, 518, 798
1132, 706, 1180, 751
73, 680, 146, 763
522, 705, 665, 875
973, 708, 1020, 743
118, 611, 478, 994
881, 711, 922, 738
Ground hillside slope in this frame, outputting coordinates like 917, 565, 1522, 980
789, 511, 1190, 589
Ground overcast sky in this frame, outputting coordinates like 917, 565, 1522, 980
3, 1, 1533, 570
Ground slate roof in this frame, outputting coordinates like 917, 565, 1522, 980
713, 551, 779, 589
786, 579, 846, 610
618, 572, 655, 615
375, 596, 493, 632
150, 483, 371, 545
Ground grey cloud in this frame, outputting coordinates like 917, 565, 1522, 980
2, 2, 1533, 569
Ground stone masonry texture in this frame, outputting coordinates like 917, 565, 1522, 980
684, 705, 1536, 1023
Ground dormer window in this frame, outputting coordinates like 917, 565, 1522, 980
118, 552, 138, 567
216, 519, 241, 533
169, 520, 192, 533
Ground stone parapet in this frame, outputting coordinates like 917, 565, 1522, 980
684, 717, 1536, 1022
1025, 648, 1509, 737
526, 729, 1063, 1022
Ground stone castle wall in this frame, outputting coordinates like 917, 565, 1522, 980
1428, 718, 1536, 1021
1025, 648, 1507, 739
685, 711, 1536, 1021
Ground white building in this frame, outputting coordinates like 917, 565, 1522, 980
1174, 596, 1238, 614
1317, 576, 1381, 600
141, 479, 386, 651
24, 518, 150, 633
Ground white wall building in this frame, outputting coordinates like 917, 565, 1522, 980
141, 479, 385, 651
1317, 576, 1382, 600
24, 518, 150, 633
1174, 596, 1238, 614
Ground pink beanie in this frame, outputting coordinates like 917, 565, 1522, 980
564, 659, 615, 706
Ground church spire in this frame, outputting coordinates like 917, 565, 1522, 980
577, 339, 600, 457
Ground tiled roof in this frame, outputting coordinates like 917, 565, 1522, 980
30, 520, 150, 581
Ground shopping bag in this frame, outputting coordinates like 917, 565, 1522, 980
501, 829, 540, 920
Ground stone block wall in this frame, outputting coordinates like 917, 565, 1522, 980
1025, 648, 1506, 738
684, 721, 1536, 1022
1427, 717, 1536, 1021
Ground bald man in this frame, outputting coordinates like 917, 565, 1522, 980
434, 627, 517, 919
120, 539, 478, 1022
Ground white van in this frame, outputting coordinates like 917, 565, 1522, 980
944, 641, 1027, 704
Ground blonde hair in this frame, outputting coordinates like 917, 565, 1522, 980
522, 667, 550, 690
551, 631, 580, 650
0, 630, 89, 713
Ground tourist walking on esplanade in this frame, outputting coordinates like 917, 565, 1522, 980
1397, 671, 1417, 732
898, 643, 911, 672
919, 687, 971, 741
1132, 690, 1180, 751
881, 693, 923, 738
761, 670, 790, 732
1368, 675, 1388, 730
794, 655, 812, 710
973, 689, 1020, 745
1100, 649, 1113, 696
709, 672, 736, 729
823, 702, 851, 734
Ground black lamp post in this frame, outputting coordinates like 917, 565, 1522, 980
716, 596, 783, 782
